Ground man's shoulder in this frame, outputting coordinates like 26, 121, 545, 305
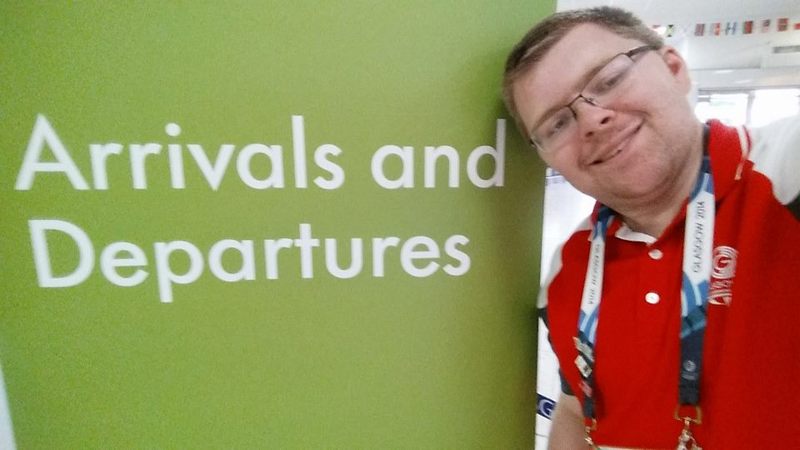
750, 114, 800, 144
748, 115, 800, 212
708, 115, 800, 214
551, 218, 594, 271
538, 216, 593, 310
546, 225, 594, 289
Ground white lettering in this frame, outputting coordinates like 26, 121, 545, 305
424, 145, 459, 188
166, 123, 185, 189
324, 238, 363, 279
15, 115, 89, 190
208, 240, 255, 282
15, 115, 353, 192
466, 119, 505, 188
314, 144, 345, 190
443, 234, 470, 276
292, 115, 308, 188
153, 240, 204, 303
400, 236, 440, 277
25, 219, 474, 302
100, 242, 148, 287
188, 143, 236, 190
89, 143, 123, 190
236, 143, 284, 189
371, 145, 414, 189
130, 143, 162, 189
295, 223, 320, 279
264, 238, 293, 280
372, 236, 401, 277
29, 219, 94, 287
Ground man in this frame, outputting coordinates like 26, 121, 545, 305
503, 7, 800, 449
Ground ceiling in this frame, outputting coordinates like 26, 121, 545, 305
555, 0, 800, 89
556, 0, 798, 23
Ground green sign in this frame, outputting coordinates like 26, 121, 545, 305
1, 2, 551, 448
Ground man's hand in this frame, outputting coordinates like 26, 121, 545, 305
547, 392, 586, 449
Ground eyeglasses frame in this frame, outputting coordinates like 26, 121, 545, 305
528, 44, 660, 152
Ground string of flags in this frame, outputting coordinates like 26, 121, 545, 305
652, 17, 800, 38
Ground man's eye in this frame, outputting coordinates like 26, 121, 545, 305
590, 66, 628, 95
544, 114, 571, 138
596, 72, 624, 92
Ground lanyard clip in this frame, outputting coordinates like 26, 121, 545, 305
675, 405, 703, 450
583, 418, 598, 448
674, 405, 702, 425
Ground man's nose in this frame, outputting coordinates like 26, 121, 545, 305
572, 98, 614, 139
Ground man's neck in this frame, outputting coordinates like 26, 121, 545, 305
618, 126, 706, 238
621, 198, 689, 238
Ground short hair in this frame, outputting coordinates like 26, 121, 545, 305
502, 6, 664, 133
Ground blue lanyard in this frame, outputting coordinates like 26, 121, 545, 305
678, 155, 715, 406
575, 153, 715, 429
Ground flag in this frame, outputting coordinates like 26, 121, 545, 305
713, 22, 721, 36
695, 23, 706, 36
725, 22, 738, 35
761, 19, 771, 33
743, 20, 753, 34
778, 18, 788, 31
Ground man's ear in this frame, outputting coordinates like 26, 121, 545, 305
660, 46, 692, 93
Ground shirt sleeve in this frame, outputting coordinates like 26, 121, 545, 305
560, 369, 575, 395
539, 217, 593, 397
748, 114, 800, 219
540, 305, 576, 396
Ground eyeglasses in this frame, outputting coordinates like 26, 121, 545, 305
529, 45, 658, 153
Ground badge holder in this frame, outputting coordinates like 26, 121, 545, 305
584, 417, 598, 449
674, 406, 702, 450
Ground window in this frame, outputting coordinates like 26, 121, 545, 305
694, 88, 800, 127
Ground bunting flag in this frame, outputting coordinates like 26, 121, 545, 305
668, 16, 799, 38
695, 23, 706, 36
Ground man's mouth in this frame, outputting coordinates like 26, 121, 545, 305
589, 123, 642, 166
592, 147, 623, 165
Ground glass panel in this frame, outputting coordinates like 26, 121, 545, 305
750, 88, 800, 127
694, 92, 749, 126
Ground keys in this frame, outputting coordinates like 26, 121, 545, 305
584, 418, 599, 449
676, 424, 702, 450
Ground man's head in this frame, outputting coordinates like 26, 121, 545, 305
503, 7, 664, 126
503, 7, 703, 214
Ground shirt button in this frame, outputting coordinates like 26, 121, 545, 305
648, 249, 663, 260
645, 292, 661, 304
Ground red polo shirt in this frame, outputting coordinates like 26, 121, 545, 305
544, 117, 800, 448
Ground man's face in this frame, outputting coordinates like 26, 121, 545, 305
512, 24, 698, 209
